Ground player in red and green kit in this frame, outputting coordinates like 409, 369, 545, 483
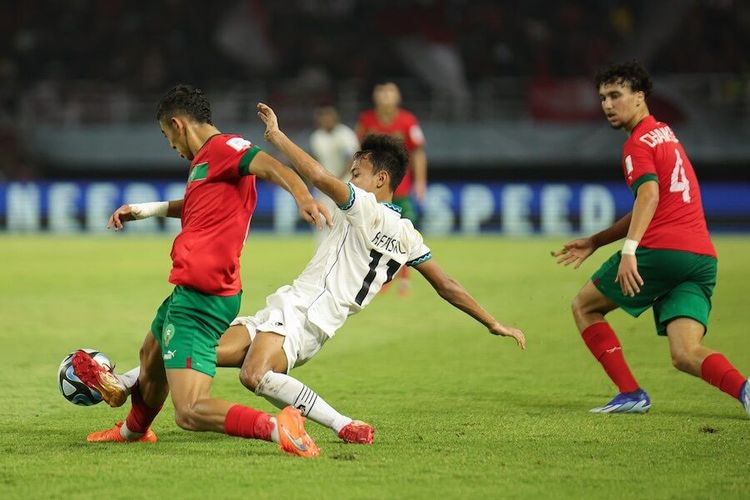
553, 61, 750, 416
356, 81, 427, 296
74, 85, 331, 456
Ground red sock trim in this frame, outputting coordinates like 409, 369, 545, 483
224, 405, 273, 441
581, 322, 640, 393
701, 353, 746, 400
125, 383, 162, 434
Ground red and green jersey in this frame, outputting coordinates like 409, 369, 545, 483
169, 134, 261, 296
622, 115, 716, 257
356, 109, 425, 197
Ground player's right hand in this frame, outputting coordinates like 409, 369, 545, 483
257, 102, 280, 141
551, 238, 596, 269
299, 199, 334, 230
107, 204, 135, 231
489, 323, 526, 350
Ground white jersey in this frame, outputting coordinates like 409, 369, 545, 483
288, 183, 431, 337
309, 124, 359, 180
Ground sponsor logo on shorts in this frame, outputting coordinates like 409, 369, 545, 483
163, 349, 177, 361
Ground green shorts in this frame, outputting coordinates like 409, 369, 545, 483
592, 248, 717, 336
393, 196, 418, 225
150, 286, 241, 377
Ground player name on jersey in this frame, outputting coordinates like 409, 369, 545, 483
639, 126, 679, 148
371, 230, 407, 255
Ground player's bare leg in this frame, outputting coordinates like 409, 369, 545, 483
240, 332, 374, 444
166, 368, 318, 457
572, 281, 650, 413
667, 318, 749, 415
87, 332, 166, 442
216, 325, 252, 368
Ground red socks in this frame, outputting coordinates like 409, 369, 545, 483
582, 322, 640, 394
701, 353, 746, 400
224, 405, 274, 441
125, 383, 162, 434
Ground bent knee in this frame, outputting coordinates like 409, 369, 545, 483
571, 294, 590, 320
174, 407, 199, 431
670, 351, 693, 373
239, 367, 266, 392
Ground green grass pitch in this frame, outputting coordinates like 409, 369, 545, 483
1, 235, 747, 499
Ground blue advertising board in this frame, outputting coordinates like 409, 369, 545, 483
1, 181, 749, 234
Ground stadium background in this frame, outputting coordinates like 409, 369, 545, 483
3, 2, 750, 498
1, 0, 749, 234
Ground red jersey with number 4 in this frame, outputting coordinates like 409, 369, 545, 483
169, 134, 261, 296
622, 115, 716, 257
356, 109, 425, 197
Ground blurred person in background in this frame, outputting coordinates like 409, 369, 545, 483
356, 81, 427, 297
309, 105, 359, 242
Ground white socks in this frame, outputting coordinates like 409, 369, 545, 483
119, 421, 144, 440
116, 366, 141, 392
256, 371, 352, 433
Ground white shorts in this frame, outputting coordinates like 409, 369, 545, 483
230, 285, 329, 372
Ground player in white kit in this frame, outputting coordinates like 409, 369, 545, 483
76, 104, 526, 446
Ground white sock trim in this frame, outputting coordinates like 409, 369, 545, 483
120, 421, 144, 440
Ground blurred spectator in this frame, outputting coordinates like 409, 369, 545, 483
0, 0, 747, 127
309, 105, 359, 242
310, 105, 359, 181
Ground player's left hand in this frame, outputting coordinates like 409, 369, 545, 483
257, 102, 280, 141
489, 322, 526, 350
615, 254, 643, 297
298, 199, 334, 230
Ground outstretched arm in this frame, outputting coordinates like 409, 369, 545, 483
107, 199, 183, 230
257, 103, 352, 207
551, 212, 632, 269
247, 150, 332, 229
414, 259, 526, 349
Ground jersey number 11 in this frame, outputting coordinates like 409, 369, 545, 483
355, 249, 401, 305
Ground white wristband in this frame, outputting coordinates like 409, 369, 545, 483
622, 238, 639, 256
130, 201, 169, 220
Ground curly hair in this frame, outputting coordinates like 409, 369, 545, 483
354, 135, 409, 192
594, 60, 653, 97
156, 84, 213, 124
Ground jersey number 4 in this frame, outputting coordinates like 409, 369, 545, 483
355, 249, 401, 305
670, 149, 691, 203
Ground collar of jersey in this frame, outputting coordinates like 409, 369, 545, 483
631, 115, 656, 137
191, 133, 223, 165
381, 202, 402, 214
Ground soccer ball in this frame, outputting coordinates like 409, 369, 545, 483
58, 349, 112, 406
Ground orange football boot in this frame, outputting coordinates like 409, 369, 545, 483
87, 421, 157, 443
276, 406, 320, 458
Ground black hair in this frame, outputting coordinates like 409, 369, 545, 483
594, 60, 653, 97
354, 135, 408, 192
156, 84, 213, 124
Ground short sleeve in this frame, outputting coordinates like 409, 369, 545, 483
408, 124, 425, 148
209, 136, 262, 181
339, 183, 382, 229
403, 112, 425, 149
623, 140, 657, 195
405, 225, 432, 267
